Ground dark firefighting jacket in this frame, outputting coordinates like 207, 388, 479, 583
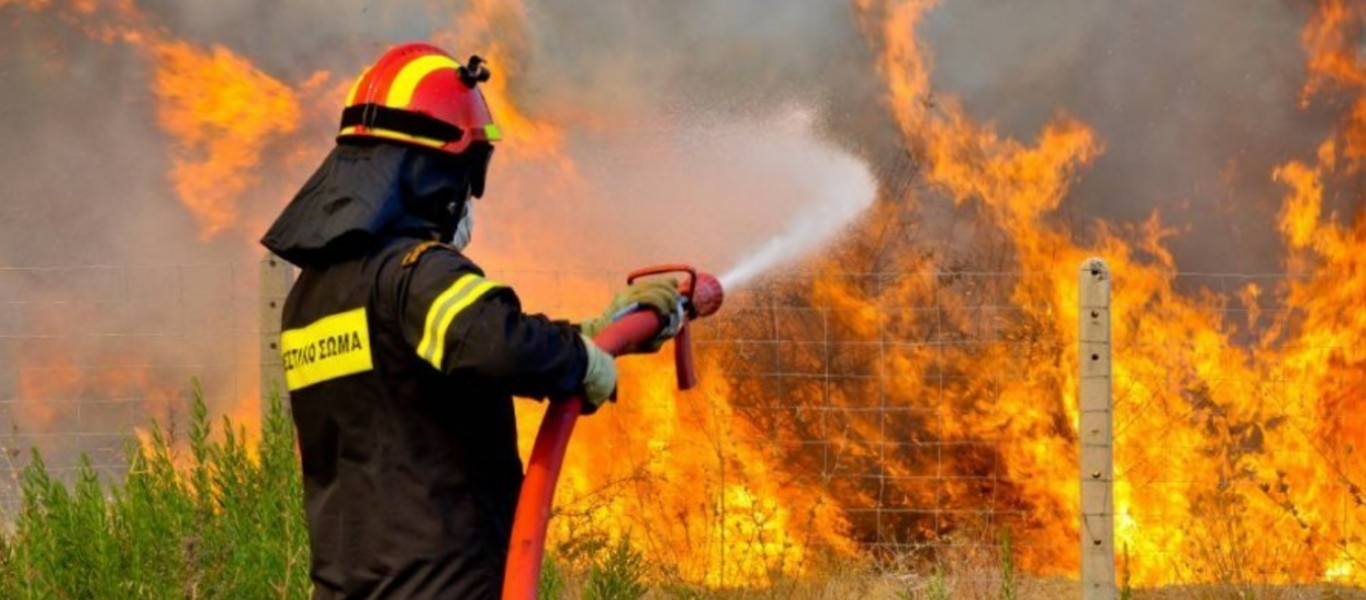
262, 142, 589, 600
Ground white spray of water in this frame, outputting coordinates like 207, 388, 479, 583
481, 106, 876, 293
717, 114, 877, 290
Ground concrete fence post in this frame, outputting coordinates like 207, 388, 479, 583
260, 253, 295, 421
1079, 257, 1115, 600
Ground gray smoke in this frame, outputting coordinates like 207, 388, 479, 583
920, 0, 1338, 274
0, 0, 1342, 485
502, 0, 1338, 276
0, 0, 1342, 280
0, 0, 886, 465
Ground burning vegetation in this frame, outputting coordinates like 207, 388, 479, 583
1, 0, 1364, 592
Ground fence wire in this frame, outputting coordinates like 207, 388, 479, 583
0, 263, 260, 510
0, 262, 1357, 587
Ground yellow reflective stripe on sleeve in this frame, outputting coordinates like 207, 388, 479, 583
429, 280, 500, 367
280, 308, 374, 391
417, 273, 479, 360
417, 274, 503, 369
386, 54, 461, 108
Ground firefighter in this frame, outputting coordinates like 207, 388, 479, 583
260, 43, 682, 599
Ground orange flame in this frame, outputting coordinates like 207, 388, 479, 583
850, 0, 1366, 585
151, 41, 302, 239
435, 0, 570, 168
9, 0, 1366, 589
4, 0, 319, 240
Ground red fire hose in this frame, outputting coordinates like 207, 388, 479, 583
502, 265, 724, 600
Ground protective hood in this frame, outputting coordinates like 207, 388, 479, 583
261, 142, 470, 268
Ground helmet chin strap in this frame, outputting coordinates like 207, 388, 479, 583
448, 200, 475, 251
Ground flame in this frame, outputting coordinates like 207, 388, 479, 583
3, 2, 312, 460
4, 0, 322, 240
486, 265, 852, 584
151, 41, 302, 239
444, 8, 862, 564
844, 0, 1366, 585
435, 0, 571, 169
8, 0, 1366, 590
11, 351, 181, 435
1302, 0, 1366, 168
534, 351, 855, 586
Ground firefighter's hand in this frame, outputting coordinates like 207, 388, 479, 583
579, 278, 683, 354
579, 334, 617, 415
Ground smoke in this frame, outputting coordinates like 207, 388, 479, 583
0, 0, 1351, 533
711, 110, 878, 290
0, 0, 1345, 296
478, 0, 1345, 278
0, 0, 890, 481
474, 105, 879, 283
469, 0, 893, 279
0, 14, 179, 267
917, 0, 1340, 274
136, 0, 433, 71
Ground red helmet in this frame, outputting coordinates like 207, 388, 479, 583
338, 43, 501, 157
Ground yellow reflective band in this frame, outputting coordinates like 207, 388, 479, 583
339, 125, 447, 150
345, 66, 373, 106
386, 54, 461, 108
280, 308, 374, 391
418, 273, 479, 361
417, 274, 503, 369
483, 123, 502, 142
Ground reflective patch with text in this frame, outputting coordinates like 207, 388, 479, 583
281, 307, 374, 391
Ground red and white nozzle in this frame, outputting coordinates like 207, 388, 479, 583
627, 264, 725, 390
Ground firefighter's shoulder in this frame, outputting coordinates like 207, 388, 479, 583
401, 240, 466, 268
394, 240, 514, 307
398, 240, 487, 277
391, 241, 519, 367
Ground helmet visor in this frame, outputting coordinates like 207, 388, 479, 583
467, 142, 494, 198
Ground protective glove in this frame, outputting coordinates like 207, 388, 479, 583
578, 278, 683, 354
578, 334, 618, 415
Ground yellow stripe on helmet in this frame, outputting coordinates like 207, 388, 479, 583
339, 125, 448, 150
345, 66, 374, 106
386, 54, 462, 108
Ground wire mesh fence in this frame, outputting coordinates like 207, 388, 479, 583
688, 270, 1076, 575
0, 259, 1359, 587
0, 262, 260, 511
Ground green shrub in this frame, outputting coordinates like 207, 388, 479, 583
583, 537, 650, 600
0, 386, 309, 599
539, 555, 568, 600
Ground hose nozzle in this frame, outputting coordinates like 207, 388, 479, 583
627, 264, 725, 390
